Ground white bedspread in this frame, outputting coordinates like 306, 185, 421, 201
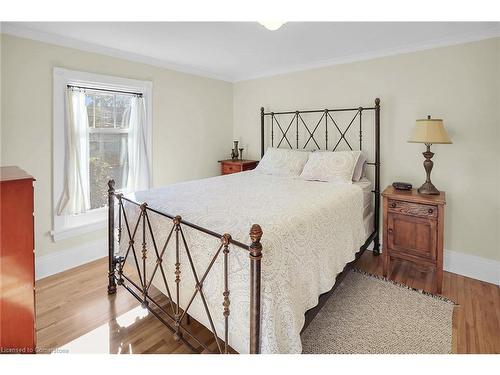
119, 170, 366, 353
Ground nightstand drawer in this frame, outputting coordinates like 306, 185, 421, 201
222, 164, 242, 175
387, 199, 437, 218
219, 160, 258, 175
242, 162, 258, 171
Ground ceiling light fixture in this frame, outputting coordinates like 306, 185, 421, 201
258, 21, 285, 31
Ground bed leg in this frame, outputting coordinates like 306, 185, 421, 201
249, 224, 263, 354
108, 180, 117, 295
373, 234, 381, 256
373, 98, 381, 257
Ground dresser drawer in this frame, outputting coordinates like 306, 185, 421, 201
387, 199, 437, 218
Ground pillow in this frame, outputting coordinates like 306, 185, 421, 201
300, 150, 362, 183
352, 152, 367, 182
255, 147, 311, 176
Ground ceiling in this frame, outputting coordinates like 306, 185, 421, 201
3, 22, 499, 81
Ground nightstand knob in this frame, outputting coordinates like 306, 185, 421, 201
388, 228, 393, 234
390, 202, 397, 208
428, 208, 433, 214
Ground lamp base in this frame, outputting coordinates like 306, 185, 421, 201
418, 144, 441, 195
417, 181, 440, 195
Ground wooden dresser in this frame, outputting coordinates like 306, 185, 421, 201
219, 159, 259, 175
382, 186, 446, 294
0, 166, 36, 353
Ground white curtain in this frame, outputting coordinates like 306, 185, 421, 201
56, 89, 91, 215
126, 96, 150, 192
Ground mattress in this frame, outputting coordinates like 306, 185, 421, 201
354, 177, 373, 220
119, 170, 367, 353
355, 177, 375, 240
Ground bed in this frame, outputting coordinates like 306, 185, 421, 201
107, 98, 381, 354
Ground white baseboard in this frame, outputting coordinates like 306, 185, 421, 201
36, 237, 499, 286
35, 237, 107, 280
366, 244, 499, 286
443, 249, 500, 286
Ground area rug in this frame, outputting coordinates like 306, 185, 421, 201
301, 269, 456, 354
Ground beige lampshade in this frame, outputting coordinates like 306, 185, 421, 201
408, 117, 452, 144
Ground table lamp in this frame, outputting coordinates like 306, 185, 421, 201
408, 115, 452, 195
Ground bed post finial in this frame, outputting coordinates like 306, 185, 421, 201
375, 97, 380, 106
250, 224, 263, 245
107, 179, 117, 294
249, 224, 263, 354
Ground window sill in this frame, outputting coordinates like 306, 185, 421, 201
51, 218, 107, 242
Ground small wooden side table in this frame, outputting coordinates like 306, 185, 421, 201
382, 186, 446, 294
218, 159, 259, 175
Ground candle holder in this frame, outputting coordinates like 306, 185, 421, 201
231, 140, 239, 160
239, 148, 244, 160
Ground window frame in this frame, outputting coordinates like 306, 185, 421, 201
52, 67, 153, 241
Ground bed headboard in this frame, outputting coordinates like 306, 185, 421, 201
259, 98, 381, 252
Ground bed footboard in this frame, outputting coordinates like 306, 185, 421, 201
106, 180, 263, 354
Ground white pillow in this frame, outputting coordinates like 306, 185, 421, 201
300, 150, 362, 183
256, 147, 311, 176
352, 153, 367, 182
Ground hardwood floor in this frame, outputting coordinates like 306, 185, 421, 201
35, 252, 500, 354
35, 259, 217, 354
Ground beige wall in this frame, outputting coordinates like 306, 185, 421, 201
233, 37, 500, 261
0, 34, 233, 257
1, 33, 499, 263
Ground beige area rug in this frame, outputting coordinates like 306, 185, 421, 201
301, 269, 456, 354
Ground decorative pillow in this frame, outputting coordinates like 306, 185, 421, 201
300, 150, 362, 183
352, 152, 367, 182
255, 147, 311, 176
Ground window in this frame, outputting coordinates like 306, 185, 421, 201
86, 91, 132, 209
52, 68, 152, 241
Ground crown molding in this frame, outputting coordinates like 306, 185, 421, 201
2, 22, 499, 83
234, 24, 500, 82
0, 22, 234, 82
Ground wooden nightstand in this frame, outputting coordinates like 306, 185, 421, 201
218, 159, 259, 175
382, 186, 446, 294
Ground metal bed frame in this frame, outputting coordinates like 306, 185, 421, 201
107, 98, 381, 354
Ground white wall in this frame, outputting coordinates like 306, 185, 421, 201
233, 37, 500, 264
0, 34, 233, 270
